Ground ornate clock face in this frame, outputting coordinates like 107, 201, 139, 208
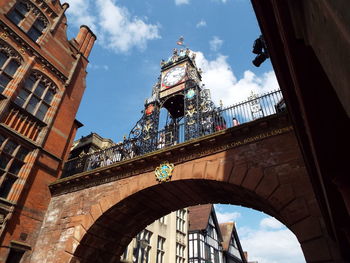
162, 66, 186, 87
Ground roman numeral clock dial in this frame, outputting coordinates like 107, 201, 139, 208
162, 66, 186, 88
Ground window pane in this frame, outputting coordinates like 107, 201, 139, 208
0, 154, 11, 169
0, 52, 7, 68
44, 89, 54, 104
9, 160, 23, 175
36, 103, 48, 120
4, 60, 20, 77
26, 96, 39, 114
35, 19, 46, 31
34, 82, 45, 97
17, 2, 29, 16
0, 74, 11, 90
0, 134, 6, 146
0, 175, 17, 198
27, 27, 42, 42
3, 140, 18, 155
16, 148, 29, 161
7, 11, 24, 25
24, 76, 36, 91
14, 89, 30, 107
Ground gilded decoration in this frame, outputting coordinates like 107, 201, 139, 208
155, 161, 174, 183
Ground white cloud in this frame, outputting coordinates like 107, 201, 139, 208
216, 211, 241, 223
194, 51, 279, 106
88, 64, 109, 71
209, 36, 224, 51
196, 19, 207, 28
238, 217, 306, 263
65, 0, 97, 31
211, 0, 229, 3
260, 217, 284, 229
66, 0, 160, 53
175, 0, 190, 5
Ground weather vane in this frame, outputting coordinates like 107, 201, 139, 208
177, 36, 186, 48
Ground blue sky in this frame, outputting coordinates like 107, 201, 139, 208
64, 0, 305, 262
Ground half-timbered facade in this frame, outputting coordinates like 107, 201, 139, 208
220, 222, 246, 263
188, 204, 224, 263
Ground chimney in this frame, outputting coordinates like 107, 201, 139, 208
75, 25, 96, 59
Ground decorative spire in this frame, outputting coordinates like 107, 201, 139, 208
177, 36, 185, 47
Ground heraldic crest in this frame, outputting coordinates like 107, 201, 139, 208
155, 161, 174, 182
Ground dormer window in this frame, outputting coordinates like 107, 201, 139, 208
7, 2, 29, 26
0, 42, 22, 93
14, 72, 57, 121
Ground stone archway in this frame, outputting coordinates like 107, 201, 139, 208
30, 116, 342, 263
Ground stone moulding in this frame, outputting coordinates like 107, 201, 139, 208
49, 113, 292, 196
0, 22, 67, 82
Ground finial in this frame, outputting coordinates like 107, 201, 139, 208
172, 48, 179, 62
177, 36, 184, 46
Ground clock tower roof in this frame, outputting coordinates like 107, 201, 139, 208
160, 47, 197, 71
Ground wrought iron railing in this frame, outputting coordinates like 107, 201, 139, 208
62, 90, 284, 178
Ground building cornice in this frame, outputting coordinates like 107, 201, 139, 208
49, 113, 293, 196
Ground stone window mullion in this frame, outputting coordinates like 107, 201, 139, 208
25, 78, 40, 115
7, 148, 37, 203
0, 134, 31, 202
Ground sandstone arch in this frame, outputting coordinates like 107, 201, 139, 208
30, 116, 342, 262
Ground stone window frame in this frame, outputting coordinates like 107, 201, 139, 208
0, 133, 30, 200
176, 209, 186, 233
176, 243, 186, 263
134, 230, 152, 263
14, 70, 58, 122
0, 41, 23, 94
7, 0, 50, 43
156, 236, 165, 263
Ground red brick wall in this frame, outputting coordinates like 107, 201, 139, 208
0, 1, 95, 261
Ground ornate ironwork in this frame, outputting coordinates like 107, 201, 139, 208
62, 90, 284, 178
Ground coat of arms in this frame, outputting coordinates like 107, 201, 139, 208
155, 162, 175, 182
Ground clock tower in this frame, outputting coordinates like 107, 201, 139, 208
129, 46, 215, 153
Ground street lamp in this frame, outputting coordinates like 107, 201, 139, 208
252, 35, 269, 67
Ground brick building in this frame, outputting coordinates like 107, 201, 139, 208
0, 0, 95, 261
